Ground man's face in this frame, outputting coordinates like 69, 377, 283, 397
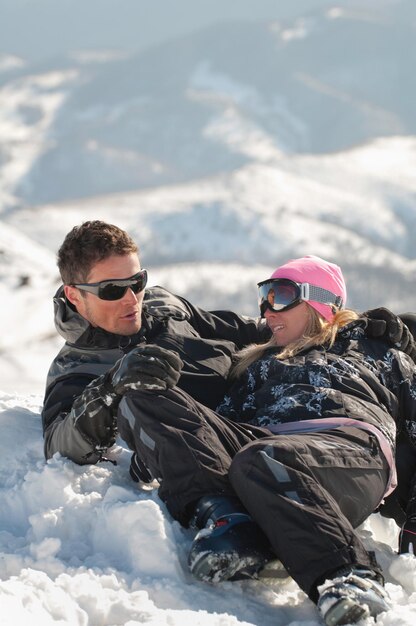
64, 253, 145, 336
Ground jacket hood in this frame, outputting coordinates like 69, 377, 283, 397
53, 285, 144, 349
54, 285, 90, 343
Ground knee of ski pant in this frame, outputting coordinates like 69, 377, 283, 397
117, 396, 133, 439
117, 387, 203, 457
229, 439, 277, 482
229, 437, 304, 488
116, 392, 158, 444
118, 387, 196, 420
117, 388, 169, 421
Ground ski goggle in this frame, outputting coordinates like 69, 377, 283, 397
72, 269, 148, 301
258, 277, 343, 317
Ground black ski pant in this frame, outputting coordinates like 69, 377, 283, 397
117, 387, 390, 601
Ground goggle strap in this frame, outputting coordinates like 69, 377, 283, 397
306, 284, 343, 309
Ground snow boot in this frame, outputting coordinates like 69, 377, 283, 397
317, 567, 391, 626
187, 495, 280, 583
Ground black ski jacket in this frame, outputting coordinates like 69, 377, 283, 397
42, 285, 267, 464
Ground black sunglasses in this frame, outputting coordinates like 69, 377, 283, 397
72, 269, 148, 301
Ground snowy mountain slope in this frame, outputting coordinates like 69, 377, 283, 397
0, 66, 79, 211
0, 0, 337, 62
0, 223, 62, 393
5, 134, 416, 312
0, 2, 415, 208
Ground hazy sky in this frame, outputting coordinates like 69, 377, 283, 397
1, 0, 339, 62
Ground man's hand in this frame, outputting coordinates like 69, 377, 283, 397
362, 307, 416, 361
399, 516, 416, 555
108, 344, 183, 394
69, 345, 182, 462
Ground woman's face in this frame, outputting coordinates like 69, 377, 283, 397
264, 301, 311, 346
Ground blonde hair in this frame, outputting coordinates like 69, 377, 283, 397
231, 306, 359, 379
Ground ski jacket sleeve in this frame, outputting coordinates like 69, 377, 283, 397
42, 372, 119, 464
173, 295, 269, 348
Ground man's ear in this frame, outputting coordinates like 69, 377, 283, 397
64, 285, 82, 308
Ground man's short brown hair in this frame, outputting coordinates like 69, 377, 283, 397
58, 221, 138, 284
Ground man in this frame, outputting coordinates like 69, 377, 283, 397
42, 220, 416, 556
42, 220, 269, 466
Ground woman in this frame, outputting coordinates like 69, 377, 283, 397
118, 255, 416, 626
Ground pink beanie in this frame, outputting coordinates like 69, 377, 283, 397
271, 255, 347, 321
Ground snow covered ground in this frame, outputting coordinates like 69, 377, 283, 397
1, 391, 416, 626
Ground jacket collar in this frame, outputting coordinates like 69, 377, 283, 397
53, 285, 147, 349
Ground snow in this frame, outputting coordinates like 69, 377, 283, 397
1, 1, 416, 623
1, 392, 415, 625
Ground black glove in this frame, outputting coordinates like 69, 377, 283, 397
129, 452, 154, 484
71, 376, 119, 457
362, 307, 416, 361
107, 344, 183, 395
399, 515, 416, 555
71, 345, 182, 462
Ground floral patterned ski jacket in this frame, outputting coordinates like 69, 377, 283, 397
217, 320, 416, 455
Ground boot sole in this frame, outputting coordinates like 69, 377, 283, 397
258, 559, 291, 583
190, 550, 250, 583
190, 551, 291, 585
323, 597, 369, 626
